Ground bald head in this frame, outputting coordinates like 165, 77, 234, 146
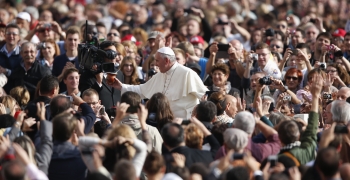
337, 87, 350, 101
340, 163, 350, 180
225, 95, 238, 117
229, 39, 243, 51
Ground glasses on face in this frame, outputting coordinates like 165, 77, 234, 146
107, 33, 118, 37
6, 32, 18, 36
212, 72, 225, 77
285, 76, 298, 81
270, 44, 281, 49
277, 25, 286, 29
326, 70, 337, 73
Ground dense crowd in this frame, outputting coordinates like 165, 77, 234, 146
0, 0, 349, 180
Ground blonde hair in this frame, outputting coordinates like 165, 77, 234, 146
0, 95, 17, 115
9, 86, 30, 108
132, 28, 148, 46
120, 56, 140, 85
185, 124, 204, 149
107, 124, 136, 158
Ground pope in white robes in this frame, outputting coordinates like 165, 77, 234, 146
110, 47, 208, 119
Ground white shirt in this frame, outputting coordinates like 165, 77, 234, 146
121, 62, 208, 119
261, 60, 282, 79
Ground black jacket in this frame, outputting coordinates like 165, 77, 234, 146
4, 60, 51, 100
79, 71, 124, 117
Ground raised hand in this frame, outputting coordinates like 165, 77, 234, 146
209, 42, 218, 55
36, 102, 46, 121
310, 74, 324, 98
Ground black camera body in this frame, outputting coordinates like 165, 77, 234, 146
259, 76, 273, 85
323, 93, 332, 100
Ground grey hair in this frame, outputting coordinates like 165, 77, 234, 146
269, 112, 286, 126
234, 111, 255, 135
331, 100, 350, 123
262, 95, 275, 106
20, 42, 37, 53
159, 53, 176, 63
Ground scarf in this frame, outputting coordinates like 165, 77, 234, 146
213, 81, 232, 94
280, 141, 301, 151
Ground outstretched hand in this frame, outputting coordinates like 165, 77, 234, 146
109, 77, 123, 90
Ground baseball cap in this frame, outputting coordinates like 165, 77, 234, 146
223, 128, 248, 151
157, 47, 175, 56
332, 28, 346, 38
190, 36, 205, 45
16, 12, 31, 22
148, 31, 161, 40
121, 34, 141, 46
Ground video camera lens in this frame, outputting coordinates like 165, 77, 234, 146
259, 76, 273, 85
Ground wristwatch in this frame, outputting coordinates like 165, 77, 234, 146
283, 86, 288, 92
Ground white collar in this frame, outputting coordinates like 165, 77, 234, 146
165, 62, 178, 76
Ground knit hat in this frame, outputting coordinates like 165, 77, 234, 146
223, 128, 248, 151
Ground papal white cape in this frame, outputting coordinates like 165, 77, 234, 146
121, 63, 208, 119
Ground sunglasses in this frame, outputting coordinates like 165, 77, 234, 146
107, 33, 118, 37
285, 76, 298, 81
270, 44, 281, 49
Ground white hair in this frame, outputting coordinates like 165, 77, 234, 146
159, 53, 176, 63
331, 100, 350, 123
234, 111, 256, 135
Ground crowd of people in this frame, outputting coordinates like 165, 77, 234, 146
0, 0, 349, 180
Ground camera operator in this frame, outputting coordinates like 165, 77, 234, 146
79, 40, 124, 117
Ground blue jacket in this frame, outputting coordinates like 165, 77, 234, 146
0, 44, 22, 74
48, 141, 87, 180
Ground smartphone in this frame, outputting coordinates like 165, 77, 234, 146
102, 63, 116, 73
184, 8, 192, 14
310, 19, 316, 23
66, 96, 73, 102
216, 44, 230, 59
292, 50, 298, 55
232, 153, 244, 160
334, 126, 348, 134
181, 119, 191, 125
205, 90, 216, 98
99, 106, 105, 115
268, 155, 278, 167
265, 28, 275, 37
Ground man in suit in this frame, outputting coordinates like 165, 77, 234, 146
161, 119, 220, 171
79, 40, 124, 117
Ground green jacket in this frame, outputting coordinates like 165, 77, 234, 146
279, 112, 318, 165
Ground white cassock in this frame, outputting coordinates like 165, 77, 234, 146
121, 62, 209, 119
261, 60, 282, 80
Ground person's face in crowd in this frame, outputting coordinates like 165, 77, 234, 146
175, 52, 186, 65
74, 5, 85, 18
133, 7, 148, 24
306, 27, 319, 41
316, 36, 331, 52
226, 96, 238, 117
296, 49, 309, 66
187, 20, 200, 37
148, 38, 156, 50
122, 61, 134, 77
124, 46, 136, 59
16, 18, 29, 31
212, 70, 229, 87
335, 59, 346, 70
250, 73, 264, 90
336, 88, 350, 100
285, 72, 299, 90
151, 4, 162, 18
66, 33, 80, 52
292, 31, 305, 47
276, 21, 288, 34
179, 24, 187, 36
0, 27, 4, 41
273, 33, 282, 41
97, 26, 107, 38
21, 45, 37, 64
135, 55, 142, 66
63, 71, 79, 90
252, 30, 262, 44
41, 42, 56, 59
323, 103, 333, 124
288, 55, 297, 67
326, 66, 338, 79
230, 40, 243, 58
5, 27, 20, 47
83, 94, 101, 109
0, 9, 9, 24
115, 51, 123, 65
155, 52, 172, 73
332, 37, 343, 49
107, 29, 121, 43
39, 10, 53, 22
194, 46, 203, 57
344, 35, 350, 52
37, 28, 54, 42
256, 48, 270, 67
150, 61, 160, 72
270, 40, 283, 53
172, 37, 180, 48
104, 45, 118, 64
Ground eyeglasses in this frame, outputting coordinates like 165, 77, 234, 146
277, 25, 286, 29
270, 44, 281, 49
285, 76, 298, 81
326, 70, 337, 73
6, 32, 18, 36
107, 33, 119, 37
